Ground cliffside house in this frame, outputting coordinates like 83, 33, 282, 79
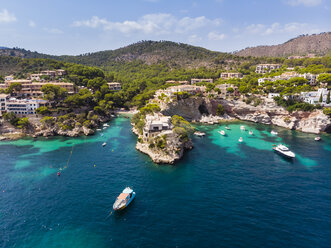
0, 94, 9, 116
167, 85, 204, 95
4, 98, 48, 115
143, 114, 172, 141
2, 80, 75, 97
255, 64, 281, 74
215, 84, 239, 97
191, 78, 213, 84
220, 72, 243, 79
301, 88, 330, 105
4, 75, 14, 81
107, 82, 122, 91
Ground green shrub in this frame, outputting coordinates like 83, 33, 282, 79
216, 104, 225, 116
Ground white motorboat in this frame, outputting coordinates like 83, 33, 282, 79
113, 187, 136, 211
103, 127, 107, 130
271, 130, 278, 135
273, 144, 295, 159
102, 142, 107, 147
238, 137, 243, 142
249, 131, 253, 135
240, 125, 246, 131
314, 137, 321, 141
194, 131, 206, 137
218, 130, 225, 136
225, 126, 230, 130
103, 123, 110, 127
96, 129, 102, 131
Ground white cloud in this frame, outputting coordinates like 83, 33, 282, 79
0, 9, 16, 23
208, 32, 226, 41
285, 0, 322, 6
73, 13, 222, 35
245, 22, 319, 36
29, 20, 36, 28
44, 28, 63, 34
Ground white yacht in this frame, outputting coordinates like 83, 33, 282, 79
273, 144, 295, 159
218, 130, 225, 136
113, 187, 136, 211
314, 137, 321, 141
102, 142, 107, 147
194, 131, 206, 137
240, 125, 246, 131
271, 130, 278, 135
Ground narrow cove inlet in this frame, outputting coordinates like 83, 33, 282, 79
1, 116, 330, 248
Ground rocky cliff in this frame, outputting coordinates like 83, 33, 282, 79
160, 97, 331, 134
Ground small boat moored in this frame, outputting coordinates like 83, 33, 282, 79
194, 131, 206, 137
249, 131, 253, 135
103, 123, 110, 127
102, 142, 107, 147
271, 130, 278, 135
240, 125, 246, 131
273, 144, 295, 159
314, 137, 321, 141
113, 187, 136, 211
218, 130, 226, 136
238, 137, 243, 142
225, 126, 230, 130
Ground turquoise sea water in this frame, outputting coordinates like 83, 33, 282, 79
1, 117, 330, 248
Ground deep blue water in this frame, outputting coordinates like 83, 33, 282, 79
0, 117, 330, 248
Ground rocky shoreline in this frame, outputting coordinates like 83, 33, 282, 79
160, 97, 331, 134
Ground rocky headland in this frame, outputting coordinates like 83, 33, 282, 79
159, 96, 331, 134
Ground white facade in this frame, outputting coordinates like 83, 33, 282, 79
191, 78, 213, 84
255, 64, 281, 74
143, 114, 172, 141
301, 88, 329, 105
107, 82, 121, 91
5, 98, 48, 115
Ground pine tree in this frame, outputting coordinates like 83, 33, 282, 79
327, 91, 330, 104
319, 93, 323, 103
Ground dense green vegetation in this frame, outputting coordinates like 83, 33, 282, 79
1, 41, 330, 129
273, 96, 321, 112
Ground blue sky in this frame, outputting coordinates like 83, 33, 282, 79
0, 0, 330, 55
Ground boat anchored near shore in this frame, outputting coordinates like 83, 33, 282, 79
218, 130, 226, 136
113, 187, 136, 211
273, 144, 295, 159
194, 131, 206, 137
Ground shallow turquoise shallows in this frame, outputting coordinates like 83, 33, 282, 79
1, 117, 330, 248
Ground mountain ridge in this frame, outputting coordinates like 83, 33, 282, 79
235, 32, 331, 57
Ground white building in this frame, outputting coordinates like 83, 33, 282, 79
255, 64, 282, 74
0, 94, 9, 115
5, 75, 14, 81
143, 114, 173, 141
220, 72, 243, 79
301, 88, 329, 105
5, 98, 48, 115
107, 82, 121, 91
191, 78, 213, 84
